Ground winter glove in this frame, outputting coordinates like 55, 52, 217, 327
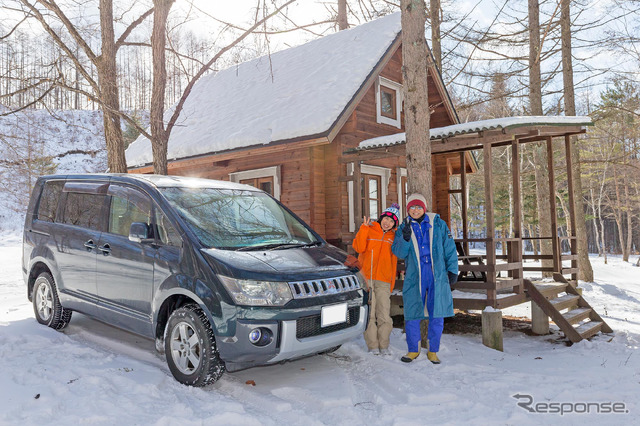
448, 272, 458, 286
402, 218, 412, 241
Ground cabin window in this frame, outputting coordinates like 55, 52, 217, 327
361, 175, 382, 219
229, 166, 281, 200
347, 164, 391, 232
376, 77, 403, 128
240, 176, 274, 197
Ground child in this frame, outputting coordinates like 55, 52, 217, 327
391, 193, 458, 364
352, 203, 399, 355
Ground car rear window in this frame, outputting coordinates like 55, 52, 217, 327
36, 181, 64, 223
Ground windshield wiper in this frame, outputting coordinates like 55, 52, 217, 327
235, 241, 321, 251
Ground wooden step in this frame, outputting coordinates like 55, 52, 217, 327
549, 294, 580, 311
563, 307, 592, 325
575, 321, 603, 340
532, 282, 568, 299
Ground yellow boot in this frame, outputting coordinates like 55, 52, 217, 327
427, 351, 441, 364
400, 352, 420, 363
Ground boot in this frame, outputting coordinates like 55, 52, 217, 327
400, 352, 420, 363
427, 351, 441, 364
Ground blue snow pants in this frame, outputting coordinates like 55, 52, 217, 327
405, 218, 444, 353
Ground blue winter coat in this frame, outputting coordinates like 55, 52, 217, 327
392, 213, 458, 320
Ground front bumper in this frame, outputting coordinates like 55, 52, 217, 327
219, 305, 367, 372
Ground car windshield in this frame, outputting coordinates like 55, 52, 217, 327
160, 187, 319, 250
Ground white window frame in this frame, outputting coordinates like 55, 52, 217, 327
375, 76, 403, 129
397, 167, 407, 221
229, 165, 281, 200
348, 164, 391, 232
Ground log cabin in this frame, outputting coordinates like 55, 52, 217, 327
126, 13, 611, 344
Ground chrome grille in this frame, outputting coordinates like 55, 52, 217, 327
288, 275, 361, 299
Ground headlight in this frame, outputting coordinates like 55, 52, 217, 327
218, 275, 293, 306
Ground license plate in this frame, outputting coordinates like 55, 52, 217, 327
321, 303, 347, 327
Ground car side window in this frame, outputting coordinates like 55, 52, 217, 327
108, 185, 152, 237
156, 209, 182, 247
36, 181, 64, 222
62, 192, 106, 230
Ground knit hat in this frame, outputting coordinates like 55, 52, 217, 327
406, 193, 427, 212
379, 203, 400, 227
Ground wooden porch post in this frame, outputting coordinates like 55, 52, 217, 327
511, 140, 523, 294
546, 137, 561, 273
460, 151, 469, 255
564, 135, 578, 282
483, 143, 497, 306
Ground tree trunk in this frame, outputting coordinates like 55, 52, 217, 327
611, 166, 629, 260
99, 0, 126, 173
430, 0, 441, 71
528, 0, 553, 276
150, 0, 175, 175
401, 0, 432, 205
589, 187, 602, 256
560, 0, 593, 280
338, 0, 348, 30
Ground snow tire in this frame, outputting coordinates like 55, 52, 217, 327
165, 304, 225, 387
32, 272, 72, 330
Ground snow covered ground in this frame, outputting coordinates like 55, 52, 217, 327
1, 232, 639, 425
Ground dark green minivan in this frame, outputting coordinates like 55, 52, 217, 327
23, 174, 367, 386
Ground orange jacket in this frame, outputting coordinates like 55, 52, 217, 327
352, 222, 398, 290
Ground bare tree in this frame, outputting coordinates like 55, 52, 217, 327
147, 0, 296, 174
528, 0, 554, 276
338, 0, 349, 30
14, 0, 153, 173
560, 0, 593, 280
429, 0, 441, 70
401, 0, 432, 204
150, 0, 174, 175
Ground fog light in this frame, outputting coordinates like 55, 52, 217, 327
248, 327, 273, 346
248, 328, 262, 344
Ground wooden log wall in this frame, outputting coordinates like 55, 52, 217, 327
326, 45, 456, 247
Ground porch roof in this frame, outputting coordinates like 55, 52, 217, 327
351, 115, 593, 153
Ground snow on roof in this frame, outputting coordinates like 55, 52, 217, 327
126, 13, 402, 167
357, 115, 594, 150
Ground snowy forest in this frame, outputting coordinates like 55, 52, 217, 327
1, 0, 639, 265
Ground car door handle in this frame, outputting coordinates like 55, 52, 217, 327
84, 240, 97, 251
98, 243, 111, 256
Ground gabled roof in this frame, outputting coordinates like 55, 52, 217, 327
126, 13, 404, 168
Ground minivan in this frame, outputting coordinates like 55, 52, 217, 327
23, 174, 367, 386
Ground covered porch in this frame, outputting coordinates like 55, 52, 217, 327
343, 116, 593, 311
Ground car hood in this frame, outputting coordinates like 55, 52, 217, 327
201, 244, 351, 281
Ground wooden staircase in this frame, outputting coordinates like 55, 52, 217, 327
524, 276, 613, 343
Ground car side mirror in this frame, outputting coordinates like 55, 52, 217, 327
129, 222, 153, 243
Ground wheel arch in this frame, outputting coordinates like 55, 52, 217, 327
27, 261, 53, 302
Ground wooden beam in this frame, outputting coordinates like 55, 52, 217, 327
546, 137, 561, 273
564, 134, 578, 280
460, 151, 469, 255
511, 140, 523, 294
483, 143, 497, 306
128, 136, 330, 173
